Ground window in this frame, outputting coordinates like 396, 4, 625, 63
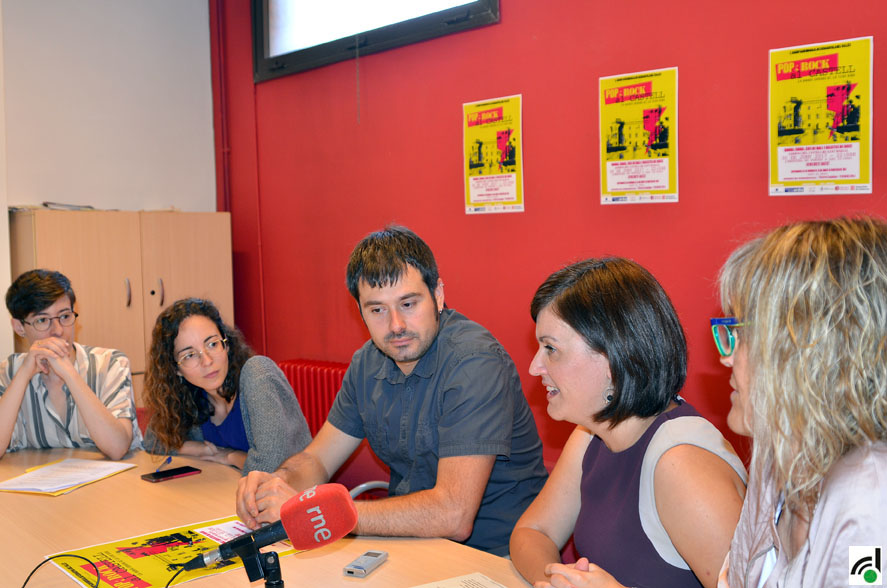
253, 0, 500, 82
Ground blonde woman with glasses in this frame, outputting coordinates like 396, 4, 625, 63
714, 217, 887, 586
144, 298, 311, 474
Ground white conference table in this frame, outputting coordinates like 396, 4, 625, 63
0, 449, 531, 587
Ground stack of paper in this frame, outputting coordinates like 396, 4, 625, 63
0, 458, 135, 496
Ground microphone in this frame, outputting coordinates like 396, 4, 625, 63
183, 483, 358, 571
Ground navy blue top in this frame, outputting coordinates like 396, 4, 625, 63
201, 394, 249, 452
327, 308, 548, 556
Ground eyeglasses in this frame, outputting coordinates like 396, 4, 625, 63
22, 311, 78, 332
710, 317, 748, 357
176, 336, 228, 369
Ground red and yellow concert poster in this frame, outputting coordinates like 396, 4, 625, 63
50, 516, 295, 587
769, 37, 872, 195
599, 67, 678, 204
463, 95, 524, 214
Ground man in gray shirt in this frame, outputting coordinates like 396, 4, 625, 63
236, 225, 547, 555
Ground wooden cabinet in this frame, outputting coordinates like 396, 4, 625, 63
137, 212, 234, 350
9, 210, 234, 389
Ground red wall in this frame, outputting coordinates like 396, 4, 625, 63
211, 0, 887, 463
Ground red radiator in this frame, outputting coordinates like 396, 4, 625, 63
277, 359, 349, 436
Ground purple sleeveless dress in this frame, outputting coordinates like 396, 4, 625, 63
573, 402, 704, 588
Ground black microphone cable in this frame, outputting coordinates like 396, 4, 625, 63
21, 554, 100, 588
22, 553, 191, 588
164, 565, 187, 588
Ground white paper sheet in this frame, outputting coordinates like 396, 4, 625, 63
410, 572, 509, 588
0, 458, 135, 493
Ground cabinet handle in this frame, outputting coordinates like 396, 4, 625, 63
124, 278, 131, 307
158, 278, 165, 307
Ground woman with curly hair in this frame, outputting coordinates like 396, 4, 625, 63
715, 217, 887, 586
143, 298, 311, 474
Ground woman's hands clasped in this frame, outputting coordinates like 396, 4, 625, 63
536, 558, 626, 588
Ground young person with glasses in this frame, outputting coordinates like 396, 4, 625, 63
0, 269, 142, 459
143, 298, 311, 474
714, 217, 887, 587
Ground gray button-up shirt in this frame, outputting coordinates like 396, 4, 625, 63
328, 308, 547, 555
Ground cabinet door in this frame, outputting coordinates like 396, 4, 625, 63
11, 210, 148, 372
139, 211, 234, 344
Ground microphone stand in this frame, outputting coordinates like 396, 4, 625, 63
257, 551, 284, 588
228, 533, 284, 587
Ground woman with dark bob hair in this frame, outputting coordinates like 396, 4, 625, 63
143, 298, 311, 474
511, 258, 747, 588
716, 218, 887, 586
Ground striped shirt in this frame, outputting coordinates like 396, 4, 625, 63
0, 343, 143, 453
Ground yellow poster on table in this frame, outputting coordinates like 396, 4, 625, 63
50, 516, 295, 587
463, 95, 524, 214
599, 67, 678, 204
769, 37, 872, 195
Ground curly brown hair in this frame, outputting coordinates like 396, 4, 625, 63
144, 298, 253, 452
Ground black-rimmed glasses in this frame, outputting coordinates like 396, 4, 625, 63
22, 311, 78, 332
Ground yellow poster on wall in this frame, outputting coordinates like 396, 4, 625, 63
599, 67, 678, 204
769, 37, 872, 195
463, 95, 524, 214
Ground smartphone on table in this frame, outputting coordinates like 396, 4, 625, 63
140, 466, 201, 483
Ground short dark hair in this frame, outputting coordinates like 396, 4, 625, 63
346, 225, 440, 301
6, 269, 77, 320
530, 258, 687, 427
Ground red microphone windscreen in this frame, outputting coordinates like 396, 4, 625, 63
279, 483, 358, 550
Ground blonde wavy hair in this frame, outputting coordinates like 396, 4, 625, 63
719, 217, 887, 514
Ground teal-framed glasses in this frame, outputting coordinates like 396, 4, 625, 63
710, 317, 747, 357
